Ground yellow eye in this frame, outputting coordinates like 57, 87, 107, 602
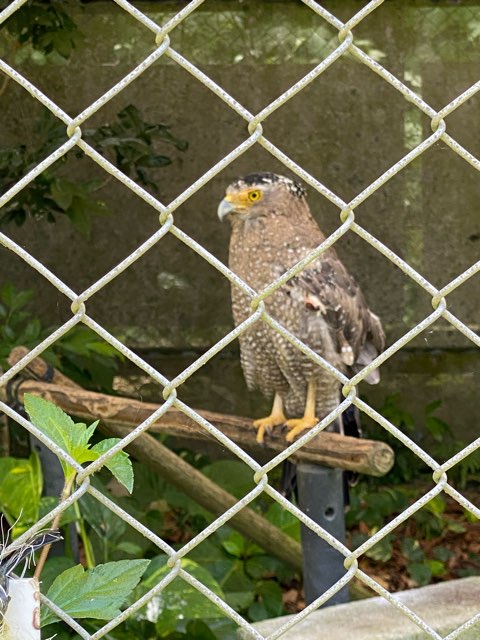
248, 190, 262, 202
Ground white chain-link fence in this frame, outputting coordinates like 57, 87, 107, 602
0, 0, 479, 638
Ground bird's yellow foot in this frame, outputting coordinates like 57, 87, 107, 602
253, 412, 286, 444
285, 416, 319, 442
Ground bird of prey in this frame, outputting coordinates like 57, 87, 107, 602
218, 172, 384, 444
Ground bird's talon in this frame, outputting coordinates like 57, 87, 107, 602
284, 416, 319, 442
253, 413, 286, 443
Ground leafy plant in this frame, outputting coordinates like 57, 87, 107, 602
24, 394, 133, 568
348, 394, 480, 589
0, 105, 187, 234
85, 104, 188, 192
0, 283, 122, 392
1, 0, 82, 65
41, 559, 150, 628
11, 394, 152, 632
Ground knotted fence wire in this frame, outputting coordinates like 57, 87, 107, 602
0, 1, 479, 638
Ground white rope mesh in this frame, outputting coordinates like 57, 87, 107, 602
0, 0, 479, 638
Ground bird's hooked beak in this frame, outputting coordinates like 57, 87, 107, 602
217, 197, 236, 222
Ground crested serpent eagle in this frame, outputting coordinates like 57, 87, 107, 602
218, 172, 385, 444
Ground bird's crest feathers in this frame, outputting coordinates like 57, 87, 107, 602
231, 172, 306, 199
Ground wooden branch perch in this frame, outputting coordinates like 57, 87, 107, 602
7, 348, 302, 570
5, 347, 395, 571
16, 379, 393, 477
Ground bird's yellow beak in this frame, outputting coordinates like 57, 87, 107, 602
217, 197, 236, 221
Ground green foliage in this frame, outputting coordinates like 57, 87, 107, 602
0, 113, 107, 234
131, 556, 226, 636
0, 284, 43, 358
0, 284, 122, 392
3, 0, 82, 65
366, 393, 480, 488
350, 394, 479, 588
24, 394, 133, 491
41, 559, 150, 627
0, 104, 187, 234
0, 453, 42, 535
85, 105, 188, 192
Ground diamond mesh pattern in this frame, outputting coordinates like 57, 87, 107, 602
0, 1, 479, 638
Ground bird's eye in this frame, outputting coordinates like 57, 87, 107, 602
248, 190, 262, 202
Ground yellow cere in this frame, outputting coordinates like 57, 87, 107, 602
225, 189, 263, 207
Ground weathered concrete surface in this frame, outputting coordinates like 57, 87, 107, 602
1, 1, 479, 350
1, 1, 479, 440
238, 577, 480, 640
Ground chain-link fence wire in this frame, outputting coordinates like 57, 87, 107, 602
0, 0, 479, 638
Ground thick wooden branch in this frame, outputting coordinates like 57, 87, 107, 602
16, 379, 393, 476
8, 346, 82, 389
89, 420, 303, 572
8, 351, 303, 571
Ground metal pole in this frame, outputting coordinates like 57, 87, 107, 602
29, 436, 79, 563
297, 463, 349, 606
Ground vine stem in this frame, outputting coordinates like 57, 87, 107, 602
33, 474, 76, 580
74, 500, 95, 569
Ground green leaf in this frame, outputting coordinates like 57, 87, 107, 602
249, 580, 284, 621
132, 557, 225, 633
401, 537, 424, 563
433, 546, 454, 562
50, 179, 74, 210
24, 395, 109, 480
67, 196, 93, 237
426, 559, 446, 577
39, 496, 78, 527
365, 534, 393, 562
41, 556, 76, 593
447, 520, 466, 534
426, 416, 451, 442
265, 502, 300, 541
408, 562, 432, 586
424, 495, 446, 517
201, 460, 254, 499
0, 453, 42, 534
91, 438, 134, 493
79, 491, 127, 548
115, 541, 143, 557
42, 559, 150, 627
221, 563, 255, 611
221, 531, 246, 558
24, 394, 77, 476
184, 620, 218, 639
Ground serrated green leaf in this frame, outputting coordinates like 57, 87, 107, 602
24, 395, 97, 477
91, 438, 134, 493
24, 394, 74, 475
42, 559, 150, 627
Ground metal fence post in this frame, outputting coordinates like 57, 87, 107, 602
297, 463, 349, 606
29, 435, 79, 562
